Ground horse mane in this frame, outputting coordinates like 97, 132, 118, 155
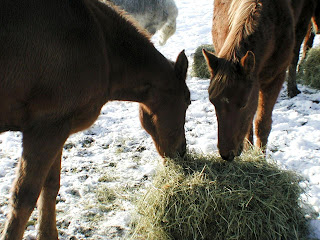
93, 0, 178, 92
103, 0, 168, 14
210, 0, 261, 99
99, 0, 151, 39
93, 0, 171, 76
218, 0, 261, 60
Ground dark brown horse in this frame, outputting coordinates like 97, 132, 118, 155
287, 0, 319, 97
0, 0, 190, 239
203, 0, 294, 161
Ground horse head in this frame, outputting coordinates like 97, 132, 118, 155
203, 49, 258, 161
139, 50, 190, 158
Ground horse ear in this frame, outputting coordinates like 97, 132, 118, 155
174, 50, 188, 81
240, 51, 255, 74
202, 49, 220, 75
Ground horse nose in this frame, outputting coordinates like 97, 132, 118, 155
221, 151, 235, 161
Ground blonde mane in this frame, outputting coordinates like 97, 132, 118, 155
209, 0, 261, 99
218, 0, 261, 61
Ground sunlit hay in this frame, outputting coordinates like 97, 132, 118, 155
131, 149, 312, 240
298, 46, 320, 89
192, 44, 215, 79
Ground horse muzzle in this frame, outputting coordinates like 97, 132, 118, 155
221, 151, 235, 161
161, 140, 186, 159
219, 143, 243, 162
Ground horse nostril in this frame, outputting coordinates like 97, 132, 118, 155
221, 152, 235, 162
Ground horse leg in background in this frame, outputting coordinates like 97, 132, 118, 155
287, 38, 303, 98
302, 22, 315, 59
287, 12, 314, 98
244, 123, 254, 150
37, 151, 63, 240
298, 22, 315, 72
255, 72, 286, 152
158, 0, 178, 46
158, 19, 177, 46
287, 59, 300, 98
1, 122, 70, 240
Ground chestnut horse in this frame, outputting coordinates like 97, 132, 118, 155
203, 0, 294, 161
287, 0, 319, 97
0, 0, 190, 239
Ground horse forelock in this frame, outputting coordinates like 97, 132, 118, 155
218, 0, 261, 61
209, 61, 234, 99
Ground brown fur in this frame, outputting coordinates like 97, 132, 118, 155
204, 0, 294, 161
0, 0, 190, 239
287, 0, 319, 97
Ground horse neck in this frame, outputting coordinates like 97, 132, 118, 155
217, 0, 261, 62
108, 51, 174, 103
91, 0, 174, 102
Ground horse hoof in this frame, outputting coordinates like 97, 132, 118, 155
288, 88, 301, 98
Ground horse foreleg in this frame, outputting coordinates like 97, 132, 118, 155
0, 122, 69, 240
287, 41, 302, 98
158, 19, 176, 46
298, 22, 315, 72
244, 123, 254, 150
255, 72, 286, 152
287, 63, 301, 98
301, 22, 315, 61
158, 1, 178, 46
287, 10, 315, 97
37, 151, 62, 240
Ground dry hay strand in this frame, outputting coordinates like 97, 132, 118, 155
131, 149, 314, 240
192, 44, 215, 79
298, 46, 320, 89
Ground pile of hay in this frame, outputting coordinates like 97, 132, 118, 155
191, 44, 215, 79
298, 46, 320, 89
131, 150, 313, 240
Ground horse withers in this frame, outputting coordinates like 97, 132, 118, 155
104, 0, 178, 45
203, 0, 295, 161
0, 0, 190, 239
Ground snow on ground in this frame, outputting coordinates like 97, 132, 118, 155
0, 0, 320, 239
